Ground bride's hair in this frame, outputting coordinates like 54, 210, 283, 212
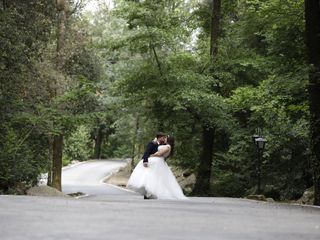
167, 136, 175, 156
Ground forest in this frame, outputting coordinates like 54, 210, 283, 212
0, 0, 320, 205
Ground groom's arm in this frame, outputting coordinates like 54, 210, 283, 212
151, 145, 170, 157
142, 142, 156, 163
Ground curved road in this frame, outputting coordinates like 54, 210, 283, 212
62, 159, 138, 200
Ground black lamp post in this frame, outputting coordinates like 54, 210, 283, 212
252, 132, 267, 194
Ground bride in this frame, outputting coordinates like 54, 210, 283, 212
127, 136, 188, 200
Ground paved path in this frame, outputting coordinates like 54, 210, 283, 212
1, 159, 320, 239
0, 195, 319, 240
62, 159, 138, 200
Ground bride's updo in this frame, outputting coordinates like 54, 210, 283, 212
167, 136, 175, 156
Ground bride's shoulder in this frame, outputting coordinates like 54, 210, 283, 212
159, 144, 170, 149
162, 144, 171, 150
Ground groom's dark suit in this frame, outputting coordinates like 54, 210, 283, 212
142, 141, 159, 163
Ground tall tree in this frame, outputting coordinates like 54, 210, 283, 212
0, 0, 57, 191
193, 0, 221, 195
51, 0, 69, 191
305, 0, 320, 205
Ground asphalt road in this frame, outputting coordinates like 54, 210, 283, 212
0, 159, 319, 240
0, 195, 319, 240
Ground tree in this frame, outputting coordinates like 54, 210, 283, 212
305, 0, 320, 205
193, 0, 222, 195
50, 0, 87, 190
0, 0, 118, 193
0, 1, 56, 191
50, 0, 69, 191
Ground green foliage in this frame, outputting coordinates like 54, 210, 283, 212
64, 125, 91, 161
215, 0, 311, 199
0, 1, 56, 191
0, 125, 49, 191
103, 0, 312, 199
0, 1, 111, 192
231, 80, 310, 199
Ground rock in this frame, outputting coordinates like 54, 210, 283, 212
247, 194, 267, 201
263, 185, 280, 200
180, 174, 196, 194
183, 170, 193, 178
7, 182, 28, 195
171, 167, 196, 195
266, 198, 275, 203
26, 185, 67, 197
297, 187, 314, 205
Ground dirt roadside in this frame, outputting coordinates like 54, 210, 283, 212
105, 161, 132, 188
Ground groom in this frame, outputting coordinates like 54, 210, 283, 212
142, 132, 167, 168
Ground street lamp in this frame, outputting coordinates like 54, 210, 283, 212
252, 132, 267, 194
255, 137, 266, 151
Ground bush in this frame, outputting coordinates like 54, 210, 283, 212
64, 125, 91, 161
211, 172, 247, 197
0, 127, 49, 192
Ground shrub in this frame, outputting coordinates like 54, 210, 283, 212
64, 125, 91, 161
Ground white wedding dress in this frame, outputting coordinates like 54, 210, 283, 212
127, 145, 188, 200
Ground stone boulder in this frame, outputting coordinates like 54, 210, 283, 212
171, 167, 196, 195
247, 194, 267, 201
297, 187, 314, 205
26, 185, 67, 197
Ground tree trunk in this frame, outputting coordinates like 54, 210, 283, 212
193, 127, 215, 195
51, 0, 68, 191
1, 0, 9, 10
94, 125, 104, 159
210, 0, 221, 57
1, 0, 5, 10
151, 45, 163, 77
131, 116, 140, 170
56, 0, 67, 72
47, 136, 53, 186
193, 0, 221, 196
52, 135, 63, 191
305, 0, 320, 206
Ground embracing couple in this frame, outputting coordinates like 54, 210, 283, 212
127, 132, 188, 200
